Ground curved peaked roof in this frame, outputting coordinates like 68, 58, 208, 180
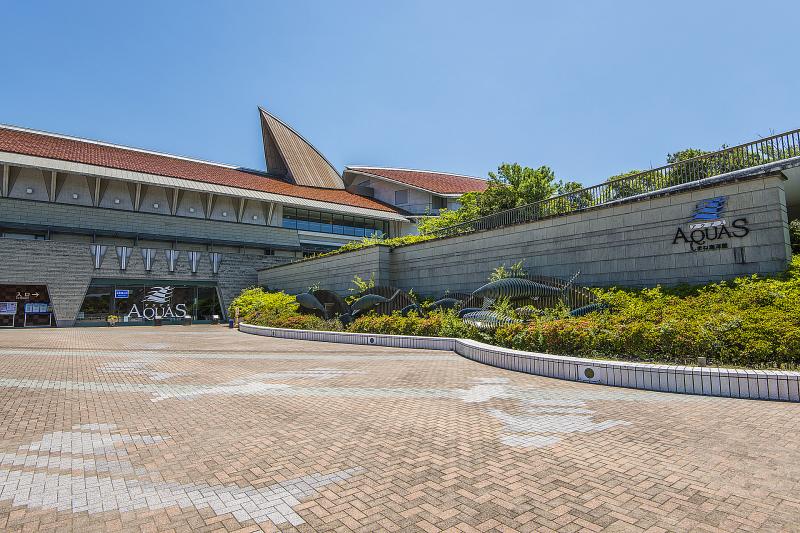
259, 107, 345, 189
345, 166, 489, 195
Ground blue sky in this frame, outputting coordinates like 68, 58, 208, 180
1, 1, 798, 186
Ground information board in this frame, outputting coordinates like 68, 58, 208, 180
0, 302, 17, 315
115, 290, 130, 299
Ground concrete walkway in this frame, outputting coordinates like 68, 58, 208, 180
0, 326, 797, 532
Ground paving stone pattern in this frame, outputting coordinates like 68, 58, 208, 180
0, 327, 798, 532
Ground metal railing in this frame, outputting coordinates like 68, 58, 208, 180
428, 128, 800, 238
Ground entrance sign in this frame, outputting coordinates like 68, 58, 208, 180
672, 197, 750, 252
114, 290, 130, 299
126, 286, 188, 321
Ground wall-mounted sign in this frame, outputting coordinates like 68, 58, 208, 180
16, 291, 39, 300
114, 290, 130, 299
0, 302, 17, 315
125, 286, 187, 321
672, 196, 749, 252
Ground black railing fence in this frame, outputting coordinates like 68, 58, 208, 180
428, 128, 800, 238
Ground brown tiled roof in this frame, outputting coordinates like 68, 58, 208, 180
0, 125, 398, 213
346, 167, 489, 194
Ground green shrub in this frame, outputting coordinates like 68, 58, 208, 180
348, 310, 480, 339
228, 287, 300, 324
500, 258, 800, 368
269, 314, 343, 331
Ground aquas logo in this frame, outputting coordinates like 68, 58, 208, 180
673, 196, 749, 252
126, 286, 188, 321
142, 286, 174, 305
689, 197, 727, 229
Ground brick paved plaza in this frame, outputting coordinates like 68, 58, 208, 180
0, 326, 798, 532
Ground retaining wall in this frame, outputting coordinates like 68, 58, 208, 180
259, 173, 792, 295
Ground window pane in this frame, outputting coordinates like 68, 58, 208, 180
77, 286, 113, 322
196, 287, 223, 321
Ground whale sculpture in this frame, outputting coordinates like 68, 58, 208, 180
350, 290, 401, 313
457, 307, 483, 318
461, 310, 519, 331
473, 277, 560, 299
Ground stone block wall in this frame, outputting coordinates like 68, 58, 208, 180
0, 239, 284, 326
0, 197, 301, 249
258, 246, 390, 294
260, 174, 792, 296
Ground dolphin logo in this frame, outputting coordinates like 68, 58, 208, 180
143, 286, 173, 305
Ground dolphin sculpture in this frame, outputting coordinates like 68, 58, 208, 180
461, 310, 519, 331
429, 297, 462, 310
296, 292, 327, 317
400, 303, 424, 316
350, 290, 401, 313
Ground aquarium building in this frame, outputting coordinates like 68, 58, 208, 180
0, 108, 409, 327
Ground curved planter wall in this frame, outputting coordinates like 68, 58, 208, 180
239, 323, 800, 403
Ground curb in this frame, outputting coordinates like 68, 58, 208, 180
238, 323, 800, 402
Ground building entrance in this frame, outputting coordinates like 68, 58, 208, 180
0, 285, 54, 327
76, 279, 224, 326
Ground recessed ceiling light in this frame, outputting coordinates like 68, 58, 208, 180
189, 207, 195, 213
252, 215, 258, 220
114, 198, 121, 204
222, 211, 228, 217
72, 193, 79, 199
25, 188, 33, 194
153, 203, 159, 209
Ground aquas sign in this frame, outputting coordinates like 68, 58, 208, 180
672, 197, 749, 252
126, 286, 188, 320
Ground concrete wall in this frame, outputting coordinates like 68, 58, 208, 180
259, 246, 390, 294
0, 238, 286, 327
260, 174, 792, 295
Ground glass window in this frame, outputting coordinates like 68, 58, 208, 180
395, 189, 409, 205
321, 212, 333, 233
114, 286, 146, 324
343, 216, 356, 236
332, 214, 344, 234
281, 207, 387, 238
77, 285, 113, 322
196, 287, 223, 322
282, 207, 297, 229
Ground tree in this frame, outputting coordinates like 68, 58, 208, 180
417, 192, 480, 234
479, 163, 560, 215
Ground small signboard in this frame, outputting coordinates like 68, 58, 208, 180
0, 302, 17, 315
115, 290, 130, 299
